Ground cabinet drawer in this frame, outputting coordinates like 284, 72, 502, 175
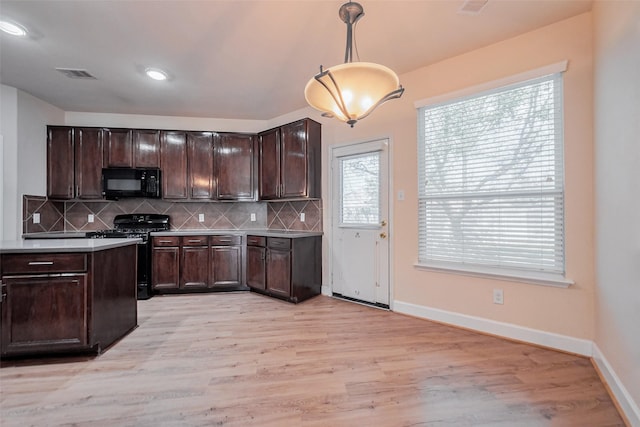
181, 236, 209, 246
211, 235, 242, 246
153, 236, 180, 247
247, 235, 266, 247
2, 253, 87, 274
267, 237, 291, 250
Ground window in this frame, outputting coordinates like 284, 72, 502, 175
340, 152, 380, 226
417, 69, 566, 283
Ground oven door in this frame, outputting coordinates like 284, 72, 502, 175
136, 240, 153, 300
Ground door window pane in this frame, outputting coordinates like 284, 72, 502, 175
340, 152, 380, 225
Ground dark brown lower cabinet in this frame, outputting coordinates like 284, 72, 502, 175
152, 237, 180, 291
210, 235, 243, 287
246, 238, 266, 290
247, 235, 321, 303
1, 246, 138, 358
181, 245, 209, 289
152, 235, 246, 293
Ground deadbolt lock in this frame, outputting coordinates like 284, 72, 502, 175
379, 232, 387, 239
381, 220, 387, 226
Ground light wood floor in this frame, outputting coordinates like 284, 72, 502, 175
1, 293, 625, 426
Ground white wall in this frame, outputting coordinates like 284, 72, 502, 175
1, 85, 19, 240
65, 111, 267, 134
0, 85, 64, 240
17, 91, 65, 203
593, 0, 640, 422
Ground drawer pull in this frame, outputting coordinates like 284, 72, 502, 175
158, 240, 173, 243
188, 239, 203, 243
28, 261, 54, 265
218, 239, 232, 243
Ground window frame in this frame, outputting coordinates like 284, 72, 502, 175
414, 62, 573, 288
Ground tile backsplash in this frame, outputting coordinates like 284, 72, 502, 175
23, 195, 322, 235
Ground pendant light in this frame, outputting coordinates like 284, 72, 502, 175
304, 1, 404, 127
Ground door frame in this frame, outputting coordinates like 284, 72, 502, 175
326, 136, 395, 310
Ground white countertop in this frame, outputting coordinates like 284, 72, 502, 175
0, 238, 142, 254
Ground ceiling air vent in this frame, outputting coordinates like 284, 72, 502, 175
55, 68, 97, 79
458, 0, 488, 15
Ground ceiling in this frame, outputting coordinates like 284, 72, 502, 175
0, 0, 592, 121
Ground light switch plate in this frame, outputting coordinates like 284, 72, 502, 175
300, 212, 306, 222
88, 214, 94, 223
198, 213, 205, 222
250, 213, 256, 222
33, 213, 41, 224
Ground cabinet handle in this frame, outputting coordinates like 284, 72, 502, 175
28, 261, 54, 265
158, 240, 173, 243
188, 239, 203, 243
76, 185, 80, 196
218, 239, 231, 243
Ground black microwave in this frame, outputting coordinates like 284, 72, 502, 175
102, 168, 161, 200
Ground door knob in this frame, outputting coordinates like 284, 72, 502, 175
381, 220, 387, 226
379, 232, 387, 239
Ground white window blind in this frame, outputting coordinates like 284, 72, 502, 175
417, 73, 565, 276
340, 152, 380, 225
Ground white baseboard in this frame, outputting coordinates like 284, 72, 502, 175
393, 300, 640, 425
393, 300, 593, 356
592, 344, 640, 427
321, 284, 332, 296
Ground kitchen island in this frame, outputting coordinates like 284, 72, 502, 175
0, 238, 140, 358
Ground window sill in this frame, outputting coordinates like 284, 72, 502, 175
413, 262, 574, 288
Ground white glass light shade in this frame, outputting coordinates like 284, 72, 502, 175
304, 62, 402, 126
0, 20, 27, 36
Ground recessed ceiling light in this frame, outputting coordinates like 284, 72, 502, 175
145, 68, 168, 81
0, 20, 28, 37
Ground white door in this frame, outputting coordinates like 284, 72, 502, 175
331, 139, 390, 307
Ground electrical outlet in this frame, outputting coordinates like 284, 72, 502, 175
88, 214, 95, 223
300, 212, 306, 222
198, 213, 205, 222
250, 213, 256, 222
33, 213, 41, 224
493, 288, 504, 305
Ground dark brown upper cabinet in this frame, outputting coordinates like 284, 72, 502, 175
74, 127, 104, 199
160, 131, 188, 199
215, 133, 255, 201
47, 126, 75, 199
47, 126, 103, 200
258, 118, 321, 200
104, 128, 133, 167
133, 129, 160, 168
187, 132, 215, 199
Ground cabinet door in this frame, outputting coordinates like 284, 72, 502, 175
47, 126, 74, 199
152, 247, 180, 290
258, 128, 280, 199
210, 246, 242, 287
181, 246, 209, 289
266, 249, 291, 298
215, 133, 255, 200
246, 246, 266, 290
160, 131, 188, 199
280, 120, 308, 198
104, 128, 133, 167
1, 275, 88, 355
187, 132, 214, 199
133, 129, 160, 168
74, 128, 104, 199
